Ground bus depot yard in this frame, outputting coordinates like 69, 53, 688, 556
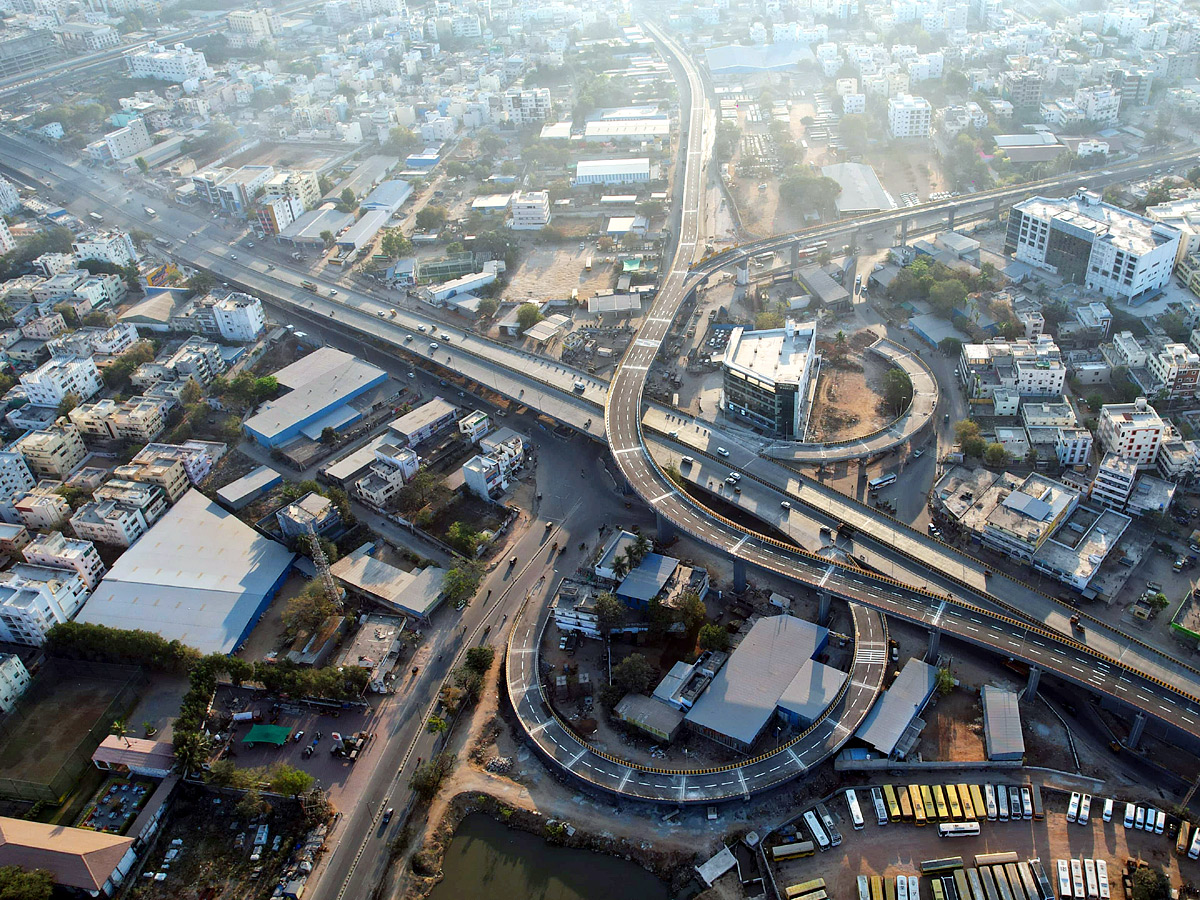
767, 782, 1192, 900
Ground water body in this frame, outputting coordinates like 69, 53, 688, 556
428, 812, 671, 900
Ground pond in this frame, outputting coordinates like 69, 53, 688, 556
428, 812, 672, 900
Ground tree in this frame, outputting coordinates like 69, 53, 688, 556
415, 205, 448, 231
464, 645, 495, 675
320, 426, 338, 445
954, 419, 986, 457
185, 272, 214, 295
339, 188, 357, 212
385, 126, 421, 155
0, 865, 54, 900
929, 279, 968, 318
1085, 392, 1105, 411
319, 230, 334, 246
446, 521, 480, 556
281, 580, 337, 639
1131, 867, 1169, 900
409, 751, 456, 802
984, 442, 1009, 467
180, 379, 203, 405
593, 591, 624, 637
610, 653, 654, 696
237, 788, 271, 819
611, 551, 630, 581
698, 623, 731, 652
442, 562, 483, 606
380, 228, 413, 259
267, 762, 315, 796
454, 665, 484, 703
935, 666, 955, 696
515, 302, 542, 334
831, 330, 848, 362
881, 368, 914, 415
476, 297, 498, 319
678, 590, 707, 632
778, 168, 842, 212
714, 120, 741, 161
1149, 592, 1170, 612
629, 531, 652, 566
135, 156, 149, 174
938, 337, 963, 356
110, 718, 131, 747
172, 729, 211, 775
427, 714, 448, 733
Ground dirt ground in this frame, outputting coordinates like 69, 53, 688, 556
235, 573, 312, 663
504, 245, 620, 303
917, 688, 987, 762
224, 142, 338, 172
807, 346, 892, 442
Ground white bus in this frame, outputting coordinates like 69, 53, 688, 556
996, 783, 1009, 821
909, 877, 919, 900
1189, 825, 1200, 860
937, 822, 981, 838
1056, 860, 1072, 898
898, 875, 909, 900
846, 789, 865, 830
858, 875, 871, 900
868, 473, 897, 491
1083, 859, 1098, 899
871, 787, 888, 826
1070, 859, 1085, 900
1077, 794, 1091, 826
984, 784, 998, 820
1066, 793, 1080, 823
1095, 860, 1109, 900
803, 810, 830, 851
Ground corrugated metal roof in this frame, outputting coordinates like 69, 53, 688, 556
856, 658, 937, 755
616, 553, 678, 602
981, 684, 1025, 760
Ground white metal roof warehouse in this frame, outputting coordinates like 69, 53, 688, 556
574, 158, 651, 185
77, 490, 295, 654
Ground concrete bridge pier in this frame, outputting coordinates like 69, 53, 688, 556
946, 208, 956, 230
818, 590, 832, 626
656, 510, 676, 543
926, 627, 941, 662
1024, 665, 1041, 700
899, 218, 910, 246
1129, 712, 1147, 750
993, 198, 1003, 220
733, 558, 748, 593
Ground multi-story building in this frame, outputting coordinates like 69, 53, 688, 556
112, 457, 189, 503
157, 336, 226, 386
1111, 67, 1154, 109
69, 499, 148, 548
226, 8, 276, 43
354, 444, 419, 507
1091, 451, 1139, 509
1147, 198, 1200, 268
887, 93, 932, 137
93, 479, 168, 526
22, 531, 106, 590
502, 88, 552, 126
0, 563, 89, 646
20, 356, 103, 409
0, 176, 20, 215
12, 421, 87, 479
20, 314, 67, 342
463, 433, 525, 500
0, 30, 60, 79
86, 117, 152, 164
1096, 398, 1166, 468
509, 190, 550, 230
0, 219, 12, 255
722, 319, 818, 439
73, 274, 126, 308
213, 165, 274, 216
958, 336, 1064, 398
0, 653, 31, 713
1147, 342, 1200, 399
1005, 189, 1180, 303
276, 492, 341, 540
132, 442, 220, 484
261, 170, 320, 211
1056, 428, 1093, 468
69, 398, 167, 443
0, 452, 36, 522
125, 41, 212, 82
212, 293, 265, 342
1073, 86, 1121, 124
72, 230, 137, 267
57, 22, 120, 51
14, 482, 72, 532
980, 472, 1079, 562
256, 195, 304, 236
1003, 69, 1044, 113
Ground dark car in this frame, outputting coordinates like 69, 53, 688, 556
382, 808, 394, 824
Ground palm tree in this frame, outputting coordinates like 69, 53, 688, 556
631, 532, 652, 565
833, 330, 847, 363
110, 718, 130, 748
172, 731, 211, 777
611, 552, 630, 582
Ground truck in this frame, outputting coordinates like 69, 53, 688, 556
301, 281, 318, 292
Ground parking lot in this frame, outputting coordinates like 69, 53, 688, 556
771, 785, 1189, 900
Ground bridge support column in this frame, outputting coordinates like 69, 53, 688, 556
1129, 712, 1147, 750
656, 510, 676, 543
899, 218, 910, 246
733, 558, 748, 593
926, 627, 941, 662
993, 198, 1003, 220
1024, 666, 1041, 701
818, 590, 832, 626
791, 243, 801, 267
946, 208, 956, 230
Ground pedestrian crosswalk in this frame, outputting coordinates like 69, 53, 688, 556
857, 646, 888, 664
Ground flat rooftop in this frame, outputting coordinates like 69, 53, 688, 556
1015, 192, 1176, 257
329, 545, 446, 618
821, 162, 896, 214
725, 319, 816, 387
1033, 506, 1130, 587
856, 657, 937, 756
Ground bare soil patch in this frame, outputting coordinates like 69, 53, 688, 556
807, 344, 891, 442
505, 245, 618, 303
916, 687, 986, 761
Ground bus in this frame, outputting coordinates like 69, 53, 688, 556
816, 803, 841, 847
954, 870, 971, 900
885, 877, 897, 900
980, 867, 1000, 900
803, 810, 830, 851
1177, 821, 1192, 856
1056, 860, 1072, 898
883, 785, 902, 823
1005, 864, 1026, 900
921, 857, 965, 874
899, 785, 914, 822
87, 212, 104, 223
868, 473, 897, 492
301, 280, 318, 292
871, 787, 888, 825
585, 257, 593, 271
845, 789, 865, 830
1067, 793, 1080, 823
1070, 859, 1085, 899
1095, 861, 1109, 900
921, 785, 937, 821
969, 785, 986, 822
1083, 860, 1098, 899
932, 881, 946, 900
858, 875, 871, 900
795, 892, 826, 900
909, 877, 920, 900
933, 785, 950, 821
785, 880, 827, 900
996, 784, 1009, 821
1029, 859, 1054, 900
1031, 785, 1045, 820
976, 853, 1020, 867
994, 866, 1014, 900
143, 206, 157, 218
945, 785, 963, 820
771, 842, 816, 861
1017, 862, 1040, 900
1189, 826, 1200, 860
959, 784, 976, 819
966, 867, 986, 900
911, 786, 928, 826
871, 875, 885, 900
938, 822, 981, 838
898, 875, 910, 900
984, 784, 998, 821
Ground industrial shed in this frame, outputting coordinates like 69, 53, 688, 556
855, 658, 937, 758
981, 684, 1025, 761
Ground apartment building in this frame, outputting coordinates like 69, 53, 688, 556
72, 230, 137, 267
354, 444, 419, 508
69, 398, 166, 443
509, 190, 551, 230
125, 42, 213, 82
1111, 67, 1154, 109
69, 499, 148, 548
86, 117, 152, 164
0, 563, 89, 646
22, 531, 105, 590
502, 88, 552, 125
20, 356, 104, 408
93, 480, 168, 526
14, 482, 72, 532
111, 458, 189, 503
226, 8, 276, 43
0, 177, 18, 215
1003, 69, 1044, 112
1091, 451, 1139, 509
12, 422, 87, 479
1073, 86, 1121, 124
957, 336, 1064, 399
213, 293, 265, 342
155, 337, 227, 386
1005, 189, 1179, 303
1096, 398, 1166, 468
261, 170, 320, 211
132, 443, 221, 484
0, 219, 12, 255
0, 653, 31, 713
0, 452, 35, 519
887, 93, 932, 137
463, 433, 525, 500
1147, 342, 1200, 399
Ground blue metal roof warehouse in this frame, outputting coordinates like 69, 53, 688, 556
243, 348, 389, 448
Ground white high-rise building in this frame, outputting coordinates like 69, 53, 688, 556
0, 219, 13, 255
213, 292, 266, 342
125, 42, 213, 82
19, 356, 103, 408
0, 176, 19, 215
72, 230, 137, 267
1073, 86, 1121, 125
0, 564, 89, 646
1097, 398, 1167, 469
503, 88, 552, 126
509, 191, 551, 230
0, 653, 31, 713
22, 531, 106, 590
887, 93, 932, 137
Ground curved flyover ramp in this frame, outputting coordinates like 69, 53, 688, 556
505, 600, 888, 803
762, 338, 939, 463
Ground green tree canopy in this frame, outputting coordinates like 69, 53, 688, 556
698, 623, 731, 652
415, 206, 448, 231
881, 368, 914, 415
0, 865, 54, 900
984, 442, 1009, 467
593, 591, 625, 636
611, 653, 654, 696
516, 302, 543, 333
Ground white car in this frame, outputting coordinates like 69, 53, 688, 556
1135, 806, 1146, 830
1102, 798, 1113, 822
717, 447, 730, 457
1123, 803, 1135, 828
